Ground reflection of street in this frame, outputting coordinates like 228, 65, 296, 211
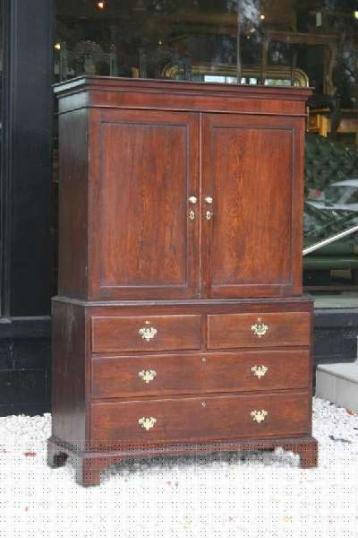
304, 202, 357, 244
304, 179, 358, 246
303, 223, 358, 256
307, 179, 358, 213
304, 178, 358, 288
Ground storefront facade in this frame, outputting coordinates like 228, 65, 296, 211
0, 0, 357, 415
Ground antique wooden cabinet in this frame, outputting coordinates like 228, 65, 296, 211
47, 77, 318, 486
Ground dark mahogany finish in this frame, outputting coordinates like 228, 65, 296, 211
90, 391, 311, 449
202, 113, 304, 298
207, 311, 311, 349
91, 109, 200, 300
91, 349, 311, 399
48, 77, 317, 486
91, 314, 202, 353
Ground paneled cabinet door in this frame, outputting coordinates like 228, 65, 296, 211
90, 110, 200, 299
201, 113, 304, 298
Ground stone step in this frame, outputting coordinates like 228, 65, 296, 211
316, 360, 358, 413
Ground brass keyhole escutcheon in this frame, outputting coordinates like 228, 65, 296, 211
188, 196, 197, 221
188, 209, 196, 221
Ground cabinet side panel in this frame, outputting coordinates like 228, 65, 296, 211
51, 301, 86, 450
58, 108, 89, 298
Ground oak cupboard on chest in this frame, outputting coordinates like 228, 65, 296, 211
47, 76, 318, 486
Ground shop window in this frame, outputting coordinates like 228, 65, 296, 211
0, 0, 5, 316
54, 0, 358, 300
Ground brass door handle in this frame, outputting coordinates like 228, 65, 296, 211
205, 196, 213, 220
188, 196, 198, 221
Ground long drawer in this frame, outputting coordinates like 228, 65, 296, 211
207, 312, 311, 349
91, 350, 310, 399
91, 314, 202, 353
90, 391, 311, 448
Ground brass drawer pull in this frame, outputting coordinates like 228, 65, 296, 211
251, 318, 269, 338
250, 409, 268, 423
251, 365, 268, 379
205, 210, 213, 221
138, 321, 158, 342
138, 416, 157, 431
138, 369, 157, 384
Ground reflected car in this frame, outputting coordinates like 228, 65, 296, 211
306, 179, 358, 214
303, 179, 358, 287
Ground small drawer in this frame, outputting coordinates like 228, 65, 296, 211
90, 391, 311, 448
91, 315, 202, 353
91, 350, 310, 399
207, 312, 311, 350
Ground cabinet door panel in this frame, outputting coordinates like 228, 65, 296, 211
202, 114, 303, 298
90, 110, 199, 299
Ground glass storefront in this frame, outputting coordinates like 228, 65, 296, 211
0, 0, 3, 176
54, 0, 358, 297
0, 0, 4, 316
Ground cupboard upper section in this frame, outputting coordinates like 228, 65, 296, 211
54, 76, 311, 117
55, 77, 311, 301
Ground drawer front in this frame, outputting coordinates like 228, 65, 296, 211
91, 315, 202, 353
91, 350, 310, 399
90, 391, 311, 447
207, 312, 311, 349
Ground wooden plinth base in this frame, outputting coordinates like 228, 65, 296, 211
47, 435, 318, 487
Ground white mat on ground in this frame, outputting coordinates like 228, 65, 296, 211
0, 397, 357, 538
